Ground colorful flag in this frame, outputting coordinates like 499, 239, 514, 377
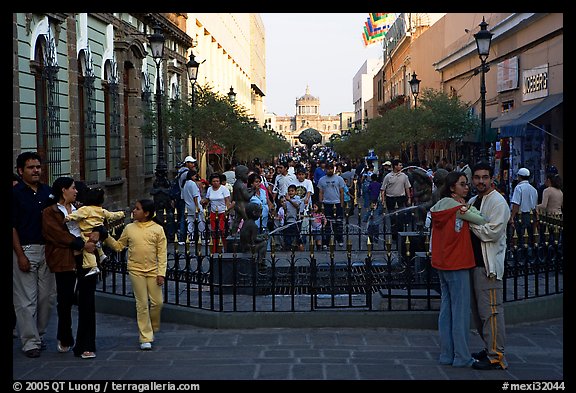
362, 13, 397, 47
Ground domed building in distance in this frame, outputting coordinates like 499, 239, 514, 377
264, 86, 354, 147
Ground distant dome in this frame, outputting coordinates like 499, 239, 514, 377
297, 85, 318, 102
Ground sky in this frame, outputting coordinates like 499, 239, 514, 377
261, 13, 384, 116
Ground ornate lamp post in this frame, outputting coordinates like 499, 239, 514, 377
474, 17, 493, 162
409, 71, 421, 108
186, 50, 200, 158
408, 71, 421, 160
148, 24, 170, 214
227, 86, 236, 103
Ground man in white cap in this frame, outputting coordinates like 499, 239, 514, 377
379, 161, 392, 182
508, 167, 538, 246
175, 156, 197, 244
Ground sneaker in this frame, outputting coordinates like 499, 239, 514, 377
472, 358, 506, 370
338, 242, 344, 247
178, 241, 186, 246
322, 245, 328, 250
472, 349, 488, 361
100, 255, 109, 264
140, 342, 152, 350
80, 351, 96, 359
85, 267, 100, 277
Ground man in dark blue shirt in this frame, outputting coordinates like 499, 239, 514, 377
12, 152, 56, 358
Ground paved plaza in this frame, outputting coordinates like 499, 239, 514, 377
13, 306, 563, 382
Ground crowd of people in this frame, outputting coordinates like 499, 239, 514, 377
13, 147, 562, 370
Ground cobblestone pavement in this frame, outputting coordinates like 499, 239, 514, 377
13, 307, 563, 382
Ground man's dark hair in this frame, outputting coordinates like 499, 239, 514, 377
471, 161, 494, 178
391, 159, 402, 168
16, 151, 42, 169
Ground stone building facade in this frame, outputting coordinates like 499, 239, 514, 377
270, 86, 351, 147
13, 12, 267, 212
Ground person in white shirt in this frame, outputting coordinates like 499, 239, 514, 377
467, 162, 511, 370
181, 170, 201, 243
291, 167, 314, 213
272, 162, 297, 202
508, 167, 538, 246
175, 156, 197, 244
222, 163, 236, 186
201, 173, 231, 253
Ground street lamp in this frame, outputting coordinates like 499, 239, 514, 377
227, 86, 236, 103
408, 71, 421, 161
474, 16, 493, 162
186, 50, 200, 158
148, 23, 170, 215
408, 71, 421, 108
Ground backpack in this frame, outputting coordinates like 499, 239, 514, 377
169, 169, 188, 200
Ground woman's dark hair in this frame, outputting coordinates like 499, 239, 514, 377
548, 173, 562, 189
51, 176, 75, 202
84, 188, 105, 206
439, 171, 467, 199
247, 172, 259, 186
138, 199, 163, 225
209, 172, 221, 184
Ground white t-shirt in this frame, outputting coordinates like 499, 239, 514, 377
206, 186, 230, 213
182, 179, 201, 213
273, 173, 297, 197
291, 178, 314, 209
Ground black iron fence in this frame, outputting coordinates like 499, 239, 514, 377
99, 206, 563, 312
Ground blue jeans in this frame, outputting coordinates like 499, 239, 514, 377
437, 269, 475, 367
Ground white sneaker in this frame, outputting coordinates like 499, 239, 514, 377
338, 242, 344, 247
178, 241, 186, 246
85, 267, 100, 277
140, 342, 152, 350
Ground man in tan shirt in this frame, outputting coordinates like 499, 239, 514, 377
380, 159, 412, 237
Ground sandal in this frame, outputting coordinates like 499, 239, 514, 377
80, 351, 96, 359
57, 341, 71, 353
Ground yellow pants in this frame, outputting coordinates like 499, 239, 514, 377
80, 232, 105, 269
128, 272, 163, 343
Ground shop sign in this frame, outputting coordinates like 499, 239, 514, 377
522, 64, 548, 101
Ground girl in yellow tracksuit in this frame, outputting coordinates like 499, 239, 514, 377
105, 199, 167, 350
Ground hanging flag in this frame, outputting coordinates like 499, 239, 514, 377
362, 13, 397, 47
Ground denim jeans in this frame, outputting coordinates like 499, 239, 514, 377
437, 269, 475, 367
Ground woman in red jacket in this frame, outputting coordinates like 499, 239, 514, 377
429, 171, 485, 368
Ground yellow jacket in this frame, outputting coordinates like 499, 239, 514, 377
105, 220, 167, 277
67, 205, 125, 238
